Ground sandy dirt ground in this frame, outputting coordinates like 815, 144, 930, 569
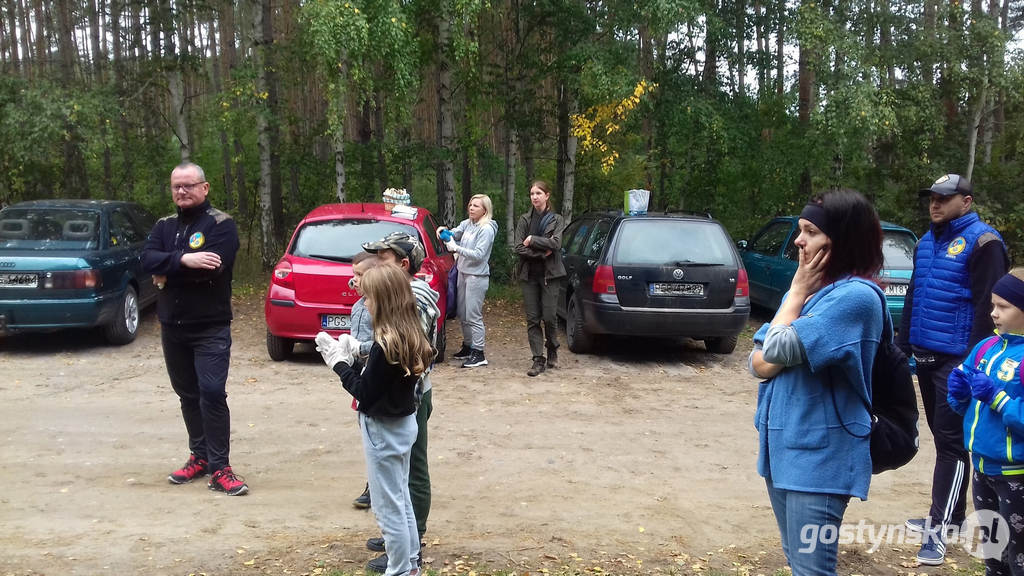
0, 295, 974, 575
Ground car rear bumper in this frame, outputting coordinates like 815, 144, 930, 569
265, 297, 352, 341
0, 293, 117, 333
582, 298, 750, 338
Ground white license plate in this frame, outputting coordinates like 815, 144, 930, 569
650, 282, 704, 296
0, 273, 38, 288
321, 314, 351, 329
884, 284, 908, 297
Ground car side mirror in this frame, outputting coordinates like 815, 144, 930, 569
737, 240, 748, 250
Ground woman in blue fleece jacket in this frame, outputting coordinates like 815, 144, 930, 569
947, 268, 1024, 575
749, 189, 885, 576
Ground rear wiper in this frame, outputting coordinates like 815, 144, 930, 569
673, 260, 722, 267
309, 254, 351, 263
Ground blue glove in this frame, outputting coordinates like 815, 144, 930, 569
947, 367, 972, 402
971, 372, 1007, 410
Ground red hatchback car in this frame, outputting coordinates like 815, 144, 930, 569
264, 203, 454, 361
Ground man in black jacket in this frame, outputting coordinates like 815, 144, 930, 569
142, 162, 247, 496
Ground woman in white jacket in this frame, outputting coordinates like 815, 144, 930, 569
437, 194, 498, 368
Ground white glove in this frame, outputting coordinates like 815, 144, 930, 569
315, 331, 356, 370
335, 333, 361, 360
445, 239, 458, 252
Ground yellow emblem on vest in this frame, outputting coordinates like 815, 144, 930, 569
997, 358, 1020, 382
947, 236, 966, 256
188, 232, 205, 249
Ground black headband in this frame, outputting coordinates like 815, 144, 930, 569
993, 274, 1024, 312
799, 203, 830, 237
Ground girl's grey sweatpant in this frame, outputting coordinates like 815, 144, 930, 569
457, 272, 489, 350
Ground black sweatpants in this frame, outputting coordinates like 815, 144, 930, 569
917, 353, 970, 527
161, 322, 233, 472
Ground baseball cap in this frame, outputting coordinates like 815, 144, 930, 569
920, 174, 973, 197
362, 231, 426, 272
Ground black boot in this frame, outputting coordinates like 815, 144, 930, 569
546, 346, 558, 369
527, 356, 546, 377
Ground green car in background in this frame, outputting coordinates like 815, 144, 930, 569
0, 200, 159, 344
737, 216, 918, 328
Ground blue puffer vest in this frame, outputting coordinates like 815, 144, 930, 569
909, 212, 1002, 356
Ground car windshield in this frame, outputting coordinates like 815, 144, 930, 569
882, 230, 916, 270
612, 219, 735, 266
291, 219, 422, 262
0, 208, 101, 250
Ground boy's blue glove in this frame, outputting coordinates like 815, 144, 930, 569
947, 367, 972, 402
971, 372, 1008, 411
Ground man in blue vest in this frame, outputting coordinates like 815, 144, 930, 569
897, 173, 1009, 565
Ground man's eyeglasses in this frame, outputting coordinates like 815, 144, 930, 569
171, 181, 206, 193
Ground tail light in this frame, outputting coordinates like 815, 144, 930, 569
735, 268, 750, 299
592, 265, 616, 294
42, 270, 101, 289
272, 259, 293, 289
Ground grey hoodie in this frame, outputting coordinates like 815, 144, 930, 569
450, 219, 498, 276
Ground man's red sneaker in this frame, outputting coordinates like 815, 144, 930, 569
168, 454, 208, 484
208, 467, 249, 496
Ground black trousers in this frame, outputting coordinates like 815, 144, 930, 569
161, 323, 233, 472
917, 353, 970, 527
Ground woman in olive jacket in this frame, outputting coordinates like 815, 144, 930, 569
514, 180, 567, 377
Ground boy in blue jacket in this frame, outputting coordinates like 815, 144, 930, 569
948, 267, 1024, 575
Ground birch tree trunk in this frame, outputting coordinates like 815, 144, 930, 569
504, 129, 517, 246
559, 84, 578, 223
169, 70, 190, 160
435, 1, 457, 227
332, 58, 349, 203
252, 0, 278, 268
965, 80, 988, 181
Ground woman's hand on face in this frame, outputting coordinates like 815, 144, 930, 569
790, 245, 829, 298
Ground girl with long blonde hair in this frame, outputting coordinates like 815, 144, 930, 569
318, 263, 432, 576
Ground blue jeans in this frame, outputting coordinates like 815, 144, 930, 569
766, 480, 850, 576
362, 412, 419, 576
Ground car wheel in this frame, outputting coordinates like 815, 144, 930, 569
434, 318, 447, 363
267, 330, 293, 361
705, 334, 738, 354
566, 295, 592, 353
104, 285, 140, 345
